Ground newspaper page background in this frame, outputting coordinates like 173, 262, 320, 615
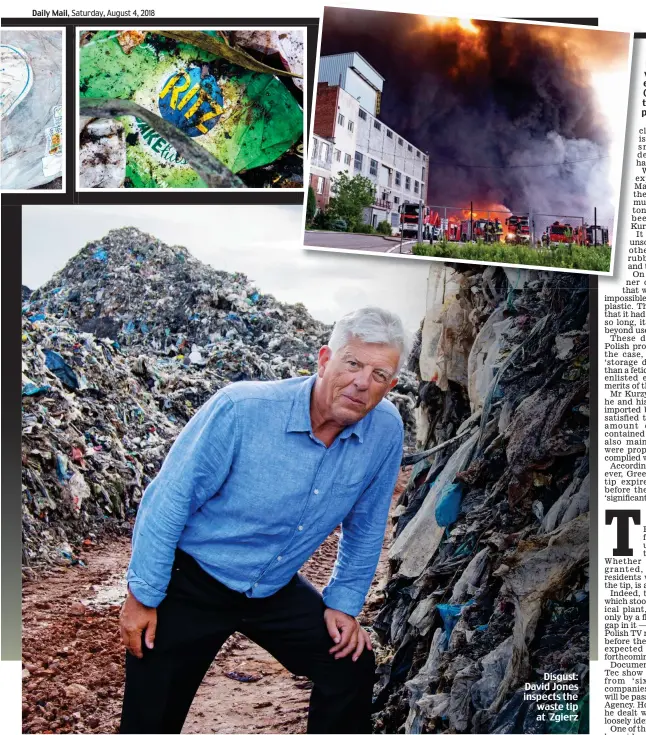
599, 34, 646, 735
2, 2, 646, 734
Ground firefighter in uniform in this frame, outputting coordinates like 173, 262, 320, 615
494, 219, 503, 242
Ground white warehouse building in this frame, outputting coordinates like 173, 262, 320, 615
313, 52, 429, 229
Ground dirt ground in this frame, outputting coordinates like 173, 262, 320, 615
22, 471, 408, 734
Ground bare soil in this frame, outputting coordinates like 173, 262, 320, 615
22, 471, 408, 734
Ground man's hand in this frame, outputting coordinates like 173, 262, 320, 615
120, 589, 157, 659
324, 607, 373, 662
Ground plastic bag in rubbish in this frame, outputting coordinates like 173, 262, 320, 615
78, 117, 126, 188
44, 350, 79, 390
434, 481, 463, 527
436, 600, 475, 636
79, 30, 303, 188
0, 29, 63, 190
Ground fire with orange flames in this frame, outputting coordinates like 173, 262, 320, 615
320, 9, 630, 223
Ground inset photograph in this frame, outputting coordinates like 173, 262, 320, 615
0, 28, 64, 191
304, 10, 632, 274
77, 29, 305, 189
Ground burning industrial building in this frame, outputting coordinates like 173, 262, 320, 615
315, 9, 630, 235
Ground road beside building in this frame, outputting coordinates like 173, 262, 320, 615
304, 231, 416, 254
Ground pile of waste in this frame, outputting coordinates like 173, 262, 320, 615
373, 266, 590, 734
22, 227, 417, 569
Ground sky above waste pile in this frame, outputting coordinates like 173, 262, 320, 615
22, 205, 430, 331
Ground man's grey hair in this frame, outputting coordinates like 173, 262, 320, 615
328, 306, 413, 373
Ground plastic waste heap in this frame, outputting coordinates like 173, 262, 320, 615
21, 227, 417, 571
372, 266, 590, 734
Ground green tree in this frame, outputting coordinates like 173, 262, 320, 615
327, 172, 375, 231
306, 186, 317, 225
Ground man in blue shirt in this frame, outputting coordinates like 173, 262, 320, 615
119, 306, 410, 734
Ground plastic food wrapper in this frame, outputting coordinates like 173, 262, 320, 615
0, 29, 63, 190
78, 30, 304, 188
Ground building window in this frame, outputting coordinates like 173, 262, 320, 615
347, 120, 354, 132
316, 177, 325, 194
373, 120, 381, 131
416, 150, 421, 158
354, 151, 363, 171
338, 113, 345, 126
407, 144, 413, 152
370, 159, 378, 176
395, 171, 401, 186
358, 109, 367, 120
394, 196, 400, 204
405, 176, 411, 190
422, 167, 425, 181
386, 129, 393, 139
414, 180, 419, 194
335, 149, 341, 162
320, 143, 330, 162
312, 138, 318, 159
398, 137, 403, 146
344, 153, 351, 165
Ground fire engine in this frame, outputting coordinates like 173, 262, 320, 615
505, 215, 531, 243
573, 224, 609, 246
542, 221, 576, 245
446, 222, 460, 241
398, 202, 424, 239
398, 203, 442, 240
459, 218, 489, 242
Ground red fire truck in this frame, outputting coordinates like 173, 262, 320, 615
399, 203, 424, 239
542, 221, 575, 245
573, 224, 609, 246
459, 218, 490, 241
398, 203, 442, 240
505, 215, 531, 243
446, 222, 460, 241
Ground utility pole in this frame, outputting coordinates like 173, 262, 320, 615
470, 201, 473, 243
418, 199, 424, 244
594, 207, 598, 245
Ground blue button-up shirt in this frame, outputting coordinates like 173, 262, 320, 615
127, 374, 404, 617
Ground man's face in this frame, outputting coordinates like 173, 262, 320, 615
316, 337, 400, 425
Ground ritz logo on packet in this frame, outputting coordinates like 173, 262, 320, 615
134, 66, 225, 166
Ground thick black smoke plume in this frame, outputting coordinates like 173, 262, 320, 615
320, 9, 629, 225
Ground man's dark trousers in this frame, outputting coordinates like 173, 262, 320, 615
120, 550, 376, 734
